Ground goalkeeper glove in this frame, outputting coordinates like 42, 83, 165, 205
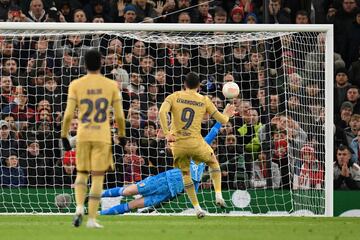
61, 137, 72, 151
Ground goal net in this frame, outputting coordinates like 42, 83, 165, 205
0, 23, 333, 216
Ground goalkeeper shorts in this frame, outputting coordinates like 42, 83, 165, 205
137, 171, 172, 207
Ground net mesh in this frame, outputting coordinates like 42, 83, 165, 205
0, 29, 326, 215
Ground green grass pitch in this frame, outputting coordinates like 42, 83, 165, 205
0, 215, 359, 240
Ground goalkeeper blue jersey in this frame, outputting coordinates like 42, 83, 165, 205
165, 122, 221, 197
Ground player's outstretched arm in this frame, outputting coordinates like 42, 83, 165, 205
205, 97, 235, 124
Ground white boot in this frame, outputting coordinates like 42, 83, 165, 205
86, 218, 104, 229
215, 193, 227, 208
194, 205, 206, 219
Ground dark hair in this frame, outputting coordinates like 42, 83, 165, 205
184, 72, 200, 89
295, 10, 309, 18
215, 7, 227, 17
85, 49, 102, 71
337, 144, 354, 154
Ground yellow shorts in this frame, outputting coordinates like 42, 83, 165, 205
76, 141, 113, 172
171, 139, 214, 171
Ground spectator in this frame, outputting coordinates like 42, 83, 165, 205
178, 11, 191, 23
126, 72, 145, 97
0, 0, 13, 21
271, 128, 289, 189
245, 12, 258, 24
334, 144, 360, 189
0, 119, 17, 157
72, 8, 87, 22
250, 151, 281, 189
3, 86, 35, 123
0, 74, 13, 113
333, 0, 359, 63
336, 101, 354, 129
19, 139, 48, 186
58, 1, 73, 22
304, 33, 326, 81
214, 6, 227, 24
54, 150, 76, 187
293, 144, 324, 190
126, 109, 141, 139
25, 0, 47, 22
230, 6, 244, 24
123, 138, 144, 184
295, 10, 310, 24
0, 152, 26, 187
344, 114, 360, 146
219, 134, 243, 189
334, 67, 351, 115
123, 4, 137, 23
350, 129, 360, 163
236, 109, 262, 178
349, 47, 360, 87
83, 0, 112, 23
345, 7, 360, 67
92, 15, 104, 23
139, 81, 162, 114
345, 85, 360, 113
268, 0, 291, 24
166, 47, 191, 93
195, 0, 211, 23
139, 120, 159, 174
133, 0, 157, 22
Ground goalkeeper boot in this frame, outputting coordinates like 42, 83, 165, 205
86, 219, 104, 229
72, 207, 84, 227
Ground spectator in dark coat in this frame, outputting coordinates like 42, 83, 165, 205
345, 7, 360, 66
0, 152, 26, 187
334, 144, 360, 189
332, 0, 359, 62
267, 0, 291, 24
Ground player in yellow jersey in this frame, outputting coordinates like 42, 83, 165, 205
61, 49, 126, 228
159, 72, 235, 218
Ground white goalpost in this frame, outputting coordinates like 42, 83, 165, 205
0, 23, 333, 216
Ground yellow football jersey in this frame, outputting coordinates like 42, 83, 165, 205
61, 73, 125, 144
159, 89, 229, 140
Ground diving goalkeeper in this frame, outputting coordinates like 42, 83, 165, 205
100, 121, 222, 215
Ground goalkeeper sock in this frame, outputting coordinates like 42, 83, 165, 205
100, 203, 130, 215
183, 174, 199, 207
88, 175, 105, 219
102, 187, 124, 197
209, 165, 222, 195
74, 173, 89, 214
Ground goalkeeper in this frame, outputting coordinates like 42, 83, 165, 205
100, 122, 222, 215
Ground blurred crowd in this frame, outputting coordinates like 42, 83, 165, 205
0, 0, 359, 191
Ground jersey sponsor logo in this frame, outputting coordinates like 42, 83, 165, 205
87, 89, 103, 95
139, 182, 145, 187
176, 98, 204, 107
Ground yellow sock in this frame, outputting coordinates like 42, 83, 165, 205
209, 162, 222, 194
74, 173, 89, 213
182, 173, 199, 207
88, 175, 104, 219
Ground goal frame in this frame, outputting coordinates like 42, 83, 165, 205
0, 22, 334, 217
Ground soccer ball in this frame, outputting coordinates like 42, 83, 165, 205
222, 82, 240, 99
55, 193, 72, 209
